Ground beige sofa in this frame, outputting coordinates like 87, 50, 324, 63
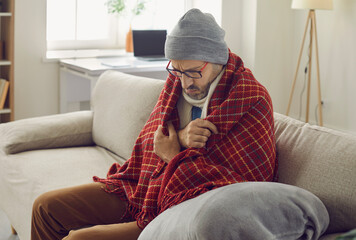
0, 71, 355, 240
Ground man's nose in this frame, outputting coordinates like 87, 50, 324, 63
181, 75, 194, 89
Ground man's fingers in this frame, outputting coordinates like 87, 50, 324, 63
157, 122, 177, 139
191, 135, 209, 144
193, 119, 218, 135
191, 142, 206, 148
189, 127, 211, 138
203, 120, 218, 134
167, 122, 177, 137
155, 125, 163, 138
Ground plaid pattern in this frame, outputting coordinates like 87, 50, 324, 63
94, 51, 277, 228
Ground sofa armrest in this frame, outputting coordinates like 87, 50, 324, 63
0, 111, 94, 155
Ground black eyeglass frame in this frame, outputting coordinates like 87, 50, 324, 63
166, 60, 208, 79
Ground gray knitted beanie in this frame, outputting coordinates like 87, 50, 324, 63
165, 8, 229, 65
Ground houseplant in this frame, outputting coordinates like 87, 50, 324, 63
105, 0, 147, 52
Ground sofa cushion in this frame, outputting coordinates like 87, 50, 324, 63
274, 112, 356, 234
0, 111, 93, 154
91, 71, 165, 160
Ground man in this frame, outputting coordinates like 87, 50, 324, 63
31, 8, 277, 240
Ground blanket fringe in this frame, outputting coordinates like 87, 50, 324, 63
135, 210, 157, 229
158, 187, 211, 215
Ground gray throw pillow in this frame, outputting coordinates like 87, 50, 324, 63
138, 182, 329, 240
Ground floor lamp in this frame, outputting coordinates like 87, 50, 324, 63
286, 0, 333, 126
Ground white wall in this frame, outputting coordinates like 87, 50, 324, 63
222, 0, 257, 69
254, 0, 294, 115
221, 0, 242, 54
14, 0, 58, 120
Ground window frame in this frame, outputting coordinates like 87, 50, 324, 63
46, 0, 222, 52
46, 0, 120, 51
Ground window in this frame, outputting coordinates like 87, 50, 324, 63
47, 0, 116, 50
47, 0, 221, 51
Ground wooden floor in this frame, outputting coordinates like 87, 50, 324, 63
0, 209, 19, 240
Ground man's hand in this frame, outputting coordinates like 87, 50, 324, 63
153, 122, 181, 164
178, 119, 218, 149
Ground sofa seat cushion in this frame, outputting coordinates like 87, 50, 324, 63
0, 146, 124, 240
139, 182, 329, 240
274, 113, 356, 234
91, 71, 165, 160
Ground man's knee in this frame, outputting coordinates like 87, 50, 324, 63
32, 191, 52, 219
32, 189, 65, 221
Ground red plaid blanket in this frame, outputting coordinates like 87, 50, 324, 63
94, 51, 277, 228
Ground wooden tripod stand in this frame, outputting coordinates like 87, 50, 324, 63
286, 9, 323, 126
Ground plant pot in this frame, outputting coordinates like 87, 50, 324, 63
126, 25, 133, 52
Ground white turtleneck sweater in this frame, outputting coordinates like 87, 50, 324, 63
177, 67, 225, 129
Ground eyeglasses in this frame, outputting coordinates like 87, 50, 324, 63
166, 60, 208, 79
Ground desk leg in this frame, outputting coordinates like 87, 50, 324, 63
59, 66, 68, 113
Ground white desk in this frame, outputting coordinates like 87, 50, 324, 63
60, 55, 168, 113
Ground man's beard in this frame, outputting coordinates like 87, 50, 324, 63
185, 81, 212, 100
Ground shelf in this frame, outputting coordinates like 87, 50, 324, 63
0, 60, 11, 66
0, 108, 11, 114
0, 0, 14, 122
0, 12, 11, 17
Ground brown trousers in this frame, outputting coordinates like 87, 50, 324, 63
31, 182, 142, 240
